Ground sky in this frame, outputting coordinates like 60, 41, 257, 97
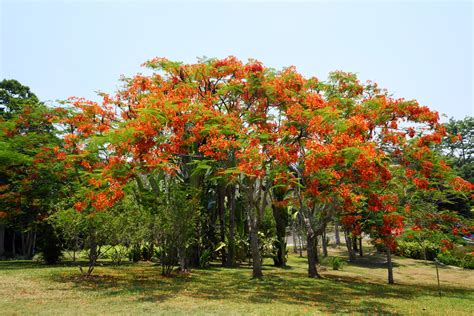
1, 0, 473, 120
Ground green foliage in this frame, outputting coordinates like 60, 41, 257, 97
0, 79, 39, 116
438, 116, 473, 183
395, 240, 439, 260
152, 180, 201, 274
48, 207, 85, 255
328, 256, 345, 270
199, 249, 212, 268
437, 248, 474, 269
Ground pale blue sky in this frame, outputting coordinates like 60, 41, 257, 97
1, 0, 472, 120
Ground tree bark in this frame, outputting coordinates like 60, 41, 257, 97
306, 232, 321, 278
344, 230, 356, 262
298, 232, 303, 257
86, 235, 98, 277
314, 235, 320, 264
178, 247, 188, 272
322, 228, 328, 257
272, 201, 288, 267
352, 236, 358, 251
334, 220, 341, 246
292, 225, 298, 254
387, 246, 394, 284
358, 237, 363, 257
248, 215, 263, 279
21, 231, 35, 259
80, 230, 98, 277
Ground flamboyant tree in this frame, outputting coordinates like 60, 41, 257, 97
52, 57, 473, 282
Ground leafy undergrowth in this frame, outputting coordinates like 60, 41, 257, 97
0, 250, 473, 315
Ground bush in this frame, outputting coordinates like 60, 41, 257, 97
329, 257, 344, 270
437, 247, 474, 269
199, 249, 212, 268
395, 240, 439, 260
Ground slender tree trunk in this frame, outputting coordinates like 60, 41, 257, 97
358, 237, 363, 257
86, 235, 97, 277
344, 230, 356, 262
0, 224, 5, 257
226, 185, 236, 267
178, 247, 187, 272
298, 232, 303, 257
81, 230, 98, 277
387, 246, 394, 284
306, 233, 321, 278
32, 230, 37, 257
217, 182, 226, 266
292, 225, 298, 254
322, 229, 328, 257
272, 201, 288, 267
248, 215, 263, 279
314, 235, 320, 264
22, 231, 35, 259
352, 236, 358, 251
334, 220, 341, 246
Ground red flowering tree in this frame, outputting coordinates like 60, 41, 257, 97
53, 57, 472, 282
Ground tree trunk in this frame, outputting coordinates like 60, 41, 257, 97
334, 220, 341, 246
217, 182, 226, 266
248, 216, 263, 279
306, 233, 321, 278
81, 230, 98, 277
387, 246, 394, 284
272, 201, 288, 267
22, 231, 35, 259
178, 247, 187, 272
358, 237, 363, 257
314, 235, 320, 264
352, 236, 358, 251
344, 230, 356, 262
226, 185, 236, 267
86, 236, 97, 277
322, 229, 328, 257
292, 225, 298, 254
298, 232, 303, 257
0, 224, 5, 257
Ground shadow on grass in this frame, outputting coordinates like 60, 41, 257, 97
45, 259, 473, 315
2, 253, 471, 314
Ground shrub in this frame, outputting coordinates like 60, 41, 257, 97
395, 240, 439, 260
199, 249, 212, 268
329, 257, 344, 270
437, 247, 474, 269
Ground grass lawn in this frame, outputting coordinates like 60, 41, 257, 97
0, 247, 473, 315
